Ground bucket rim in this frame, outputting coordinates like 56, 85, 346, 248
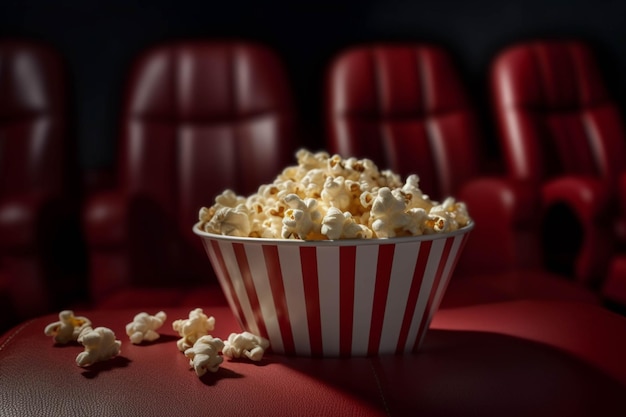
193, 221, 473, 247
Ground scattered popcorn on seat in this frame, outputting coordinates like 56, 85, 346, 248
125, 311, 167, 344
75, 326, 121, 367
172, 308, 216, 352
184, 335, 225, 377
44, 310, 92, 344
222, 332, 270, 362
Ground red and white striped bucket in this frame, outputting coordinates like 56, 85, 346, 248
194, 223, 473, 357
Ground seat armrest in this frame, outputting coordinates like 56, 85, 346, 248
619, 172, 626, 210
542, 176, 613, 223
455, 176, 542, 274
542, 176, 615, 285
82, 190, 128, 247
614, 173, 626, 242
0, 191, 62, 250
458, 177, 540, 226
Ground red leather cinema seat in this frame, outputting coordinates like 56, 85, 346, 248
326, 43, 482, 199
2, 300, 626, 416
82, 41, 298, 309
491, 39, 626, 289
326, 43, 599, 307
0, 40, 82, 330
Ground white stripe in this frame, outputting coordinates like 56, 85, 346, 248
218, 241, 260, 336
204, 241, 241, 325
316, 246, 340, 356
351, 245, 379, 355
403, 238, 445, 352
428, 236, 464, 320
378, 242, 420, 353
277, 245, 311, 356
418, 235, 465, 348
243, 244, 284, 354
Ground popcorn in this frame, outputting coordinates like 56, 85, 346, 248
202, 204, 251, 237
76, 326, 121, 367
321, 176, 352, 211
184, 335, 225, 377
172, 308, 216, 352
321, 207, 372, 240
45, 308, 274, 374
44, 310, 92, 344
401, 174, 434, 211
404, 208, 430, 236
281, 194, 322, 239
215, 189, 246, 208
222, 332, 270, 362
125, 311, 167, 344
429, 197, 471, 232
369, 187, 410, 238
300, 168, 326, 197
199, 149, 472, 240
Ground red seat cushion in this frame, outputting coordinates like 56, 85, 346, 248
2, 301, 625, 416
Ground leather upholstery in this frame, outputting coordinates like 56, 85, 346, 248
82, 41, 297, 307
326, 44, 481, 201
604, 256, 626, 308
1, 301, 625, 416
0, 40, 81, 327
491, 40, 626, 286
491, 40, 626, 182
326, 43, 598, 307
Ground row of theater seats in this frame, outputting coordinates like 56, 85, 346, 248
2, 38, 626, 333
0, 40, 83, 332
326, 42, 626, 310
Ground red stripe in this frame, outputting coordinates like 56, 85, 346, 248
263, 245, 296, 355
367, 244, 396, 356
412, 237, 454, 352
300, 246, 323, 356
395, 241, 432, 354
209, 240, 248, 330
233, 243, 269, 339
339, 246, 356, 357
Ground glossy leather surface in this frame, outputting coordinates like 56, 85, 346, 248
491, 40, 626, 286
326, 44, 480, 200
326, 44, 598, 307
82, 41, 297, 307
491, 40, 626, 182
1, 301, 625, 416
604, 256, 626, 308
0, 40, 80, 326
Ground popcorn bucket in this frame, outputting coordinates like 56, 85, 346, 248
194, 222, 473, 357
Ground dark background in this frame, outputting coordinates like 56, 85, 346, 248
2, 0, 625, 177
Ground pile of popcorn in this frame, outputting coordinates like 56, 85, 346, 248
45, 308, 269, 377
198, 149, 471, 240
